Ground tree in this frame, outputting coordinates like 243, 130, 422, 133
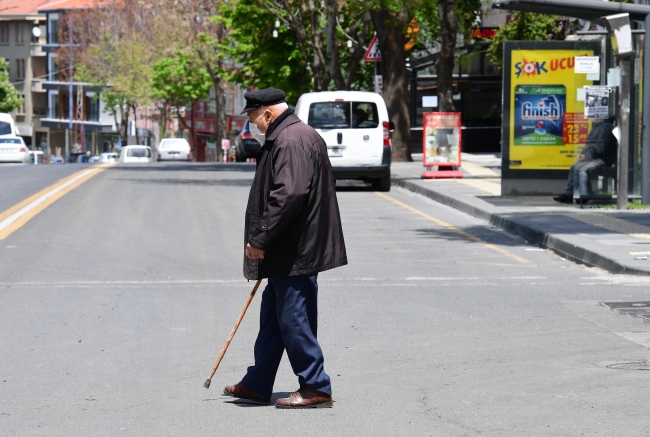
218, 0, 374, 102
218, 0, 308, 102
151, 51, 213, 159
369, 4, 411, 162
367, 0, 480, 161
173, 0, 230, 161
62, 0, 189, 145
486, 13, 572, 69
0, 58, 22, 113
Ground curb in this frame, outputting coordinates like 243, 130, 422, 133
398, 179, 650, 276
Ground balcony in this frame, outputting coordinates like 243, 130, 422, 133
30, 43, 46, 57
31, 79, 45, 93
33, 107, 47, 117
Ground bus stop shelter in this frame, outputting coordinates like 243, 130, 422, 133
493, 0, 650, 203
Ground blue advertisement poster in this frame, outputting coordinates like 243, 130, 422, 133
513, 85, 566, 146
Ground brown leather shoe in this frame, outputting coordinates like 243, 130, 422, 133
275, 386, 333, 408
223, 383, 270, 404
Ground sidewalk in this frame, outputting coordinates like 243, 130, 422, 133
392, 154, 650, 275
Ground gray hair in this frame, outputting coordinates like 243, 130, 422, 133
270, 102, 288, 111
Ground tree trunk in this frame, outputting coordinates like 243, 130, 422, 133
326, 0, 346, 90
190, 99, 197, 161
157, 102, 168, 140
130, 104, 138, 144
371, 7, 411, 162
437, 0, 457, 112
120, 106, 128, 147
345, 12, 371, 89
214, 79, 227, 160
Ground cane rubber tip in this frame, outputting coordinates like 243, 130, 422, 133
204, 379, 211, 389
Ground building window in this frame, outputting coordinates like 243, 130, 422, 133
16, 59, 25, 79
50, 93, 60, 119
86, 96, 100, 122
16, 23, 24, 44
0, 24, 8, 44
50, 16, 60, 44
16, 95, 25, 114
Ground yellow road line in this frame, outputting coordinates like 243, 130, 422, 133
375, 192, 530, 265
0, 163, 116, 240
0, 163, 101, 222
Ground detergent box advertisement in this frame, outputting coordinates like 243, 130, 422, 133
506, 48, 597, 171
513, 85, 565, 146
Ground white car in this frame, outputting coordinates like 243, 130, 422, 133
119, 145, 153, 163
157, 138, 191, 161
294, 91, 392, 191
0, 113, 19, 137
99, 152, 118, 163
0, 137, 30, 163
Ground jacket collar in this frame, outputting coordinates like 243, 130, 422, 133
265, 111, 302, 142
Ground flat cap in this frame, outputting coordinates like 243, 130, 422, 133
240, 88, 287, 114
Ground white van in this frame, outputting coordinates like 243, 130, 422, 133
295, 91, 392, 191
0, 113, 19, 137
157, 138, 191, 161
119, 145, 153, 163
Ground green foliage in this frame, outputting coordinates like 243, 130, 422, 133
365, 0, 481, 51
487, 13, 570, 69
151, 51, 213, 108
216, 0, 307, 103
75, 30, 158, 127
0, 58, 23, 113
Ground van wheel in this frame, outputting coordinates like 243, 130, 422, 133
372, 174, 391, 192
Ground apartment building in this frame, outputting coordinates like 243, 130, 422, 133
0, 1, 49, 153
37, 0, 117, 160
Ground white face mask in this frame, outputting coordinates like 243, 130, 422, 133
249, 121, 265, 145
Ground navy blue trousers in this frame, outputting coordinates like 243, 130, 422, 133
240, 274, 332, 398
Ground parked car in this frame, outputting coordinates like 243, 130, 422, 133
157, 138, 191, 161
294, 91, 392, 191
119, 145, 153, 164
99, 152, 118, 163
0, 137, 29, 164
50, 156, 64, 164
0, 113, 19, 137
233, 120, 262, 162
88, 155, 101, 163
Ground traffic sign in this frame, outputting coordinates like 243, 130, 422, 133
364, 35, 381, 62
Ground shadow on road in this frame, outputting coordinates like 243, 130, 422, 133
413, 227, 525, 247
217, 391, 293, 407
109, 163, 256, 173
114, 177, 252, 187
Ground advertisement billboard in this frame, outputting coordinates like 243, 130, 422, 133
422, 112, 462, 167
502, 42, 602, 176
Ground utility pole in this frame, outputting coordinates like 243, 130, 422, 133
67, 15, 73, 163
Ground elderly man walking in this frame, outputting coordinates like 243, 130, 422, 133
223, 88, 347, 408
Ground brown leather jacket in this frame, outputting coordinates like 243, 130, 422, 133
243, 111, 347, 280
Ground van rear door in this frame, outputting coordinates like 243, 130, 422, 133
307, 100, 383, 167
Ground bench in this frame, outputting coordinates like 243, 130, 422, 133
573, 165, 617, 201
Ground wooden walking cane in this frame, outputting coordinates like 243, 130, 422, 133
204, 279, 262, 389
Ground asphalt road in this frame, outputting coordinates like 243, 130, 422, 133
1, 162, 650, 436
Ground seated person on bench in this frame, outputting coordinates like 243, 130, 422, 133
553, 117, 617, 204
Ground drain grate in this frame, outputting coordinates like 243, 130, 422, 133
601, 301, 650, 323
606, 361, 650, 371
